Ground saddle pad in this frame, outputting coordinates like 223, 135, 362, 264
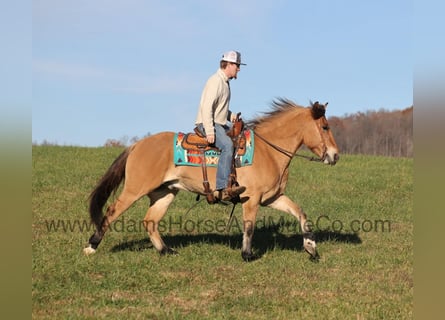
173, 130, 254, 167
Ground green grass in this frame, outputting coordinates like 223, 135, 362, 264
32, 146, 413, 319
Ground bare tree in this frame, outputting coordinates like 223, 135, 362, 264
329, 106, 413, 157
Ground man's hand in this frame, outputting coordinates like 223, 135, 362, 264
206, 134, 215, 144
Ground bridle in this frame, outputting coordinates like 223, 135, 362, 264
253, 131, 325, 162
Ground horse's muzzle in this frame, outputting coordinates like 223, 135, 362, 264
323, 149, 339, 165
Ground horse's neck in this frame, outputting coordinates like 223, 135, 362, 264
256, 121, 304, 155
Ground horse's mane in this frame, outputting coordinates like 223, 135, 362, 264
245, 98, 305, 129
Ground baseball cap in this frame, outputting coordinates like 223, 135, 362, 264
221, 51, 246, 65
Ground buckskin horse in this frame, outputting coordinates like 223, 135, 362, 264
84, 99, 339, 261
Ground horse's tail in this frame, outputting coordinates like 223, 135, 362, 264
89, 148, 130, 229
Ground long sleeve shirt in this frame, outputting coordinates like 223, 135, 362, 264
195, 68, 232, 135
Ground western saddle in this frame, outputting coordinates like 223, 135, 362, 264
182, 113, 246, 204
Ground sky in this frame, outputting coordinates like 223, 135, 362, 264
32, 0, 413, 147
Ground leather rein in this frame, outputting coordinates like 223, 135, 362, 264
253, 131, 324, 162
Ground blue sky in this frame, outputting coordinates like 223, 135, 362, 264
32, 0, 412, 147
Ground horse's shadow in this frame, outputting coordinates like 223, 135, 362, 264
111, 222, 362, 258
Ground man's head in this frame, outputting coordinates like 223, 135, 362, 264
220, 50, 246, 79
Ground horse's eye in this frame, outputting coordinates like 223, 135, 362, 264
322, 125, 329, 131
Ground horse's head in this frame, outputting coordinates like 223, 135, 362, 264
304, 101, 340, 165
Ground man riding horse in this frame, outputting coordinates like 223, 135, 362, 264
194, 50, 247, 201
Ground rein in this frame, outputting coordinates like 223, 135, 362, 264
253, 131, 323, 162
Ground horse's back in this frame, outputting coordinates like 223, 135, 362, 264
131, 131, 175, 158
136, 131, 175, 146
126, 131, 176, 180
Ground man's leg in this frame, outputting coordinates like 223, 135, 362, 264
214, 124, 233, 190
214, 124, 245, 200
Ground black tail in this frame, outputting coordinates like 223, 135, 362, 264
89, 148, 130, 229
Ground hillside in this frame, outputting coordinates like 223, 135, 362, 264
32, 146, 413, 318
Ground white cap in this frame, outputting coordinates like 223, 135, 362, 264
221, 51, 246, 65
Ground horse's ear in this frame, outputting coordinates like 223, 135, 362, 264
325, 102, 328, 108
311, 101, 326, 119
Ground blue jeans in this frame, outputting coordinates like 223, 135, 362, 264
197, 123, 233, 190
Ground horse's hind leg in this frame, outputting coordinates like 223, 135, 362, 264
267, 195, 319, 259
84, 190, 141, 255
143, 186, 178, 255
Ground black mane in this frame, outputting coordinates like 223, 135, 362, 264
245, 98, 303, 129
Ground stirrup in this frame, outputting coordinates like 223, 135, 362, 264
218, 186, 246, 201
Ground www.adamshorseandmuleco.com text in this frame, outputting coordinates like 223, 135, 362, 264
44, 214, 391, 234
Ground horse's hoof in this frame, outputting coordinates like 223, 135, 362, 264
309, 251, 320, 262
83, 245, 96, 256
303, 234, 317, 256
160, 247, 178, 256
241, 251, 258, 262
303, 240, 320, 262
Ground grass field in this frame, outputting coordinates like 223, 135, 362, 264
32, 145, 413, 319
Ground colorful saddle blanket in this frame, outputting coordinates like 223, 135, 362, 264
173, 130, 254, 167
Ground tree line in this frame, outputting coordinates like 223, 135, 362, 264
328, 106, 413, 157
102, 107, 413, 158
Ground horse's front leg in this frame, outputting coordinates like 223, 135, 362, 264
241, 201, 260, 262
267, 195, 319, 260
